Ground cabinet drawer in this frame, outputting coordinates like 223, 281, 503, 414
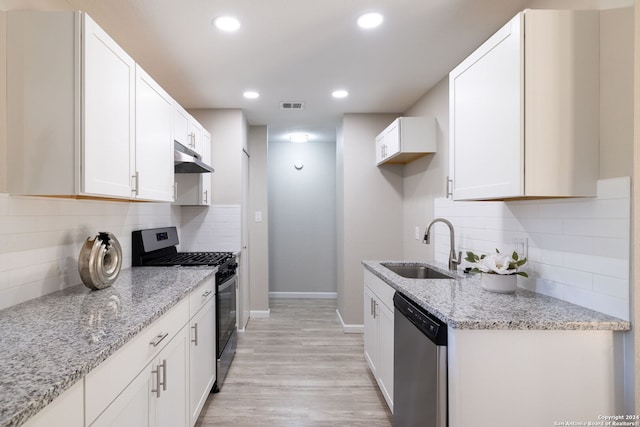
85, 297, 189, 424
189, 276, 215, 317
364, 269, 395, 310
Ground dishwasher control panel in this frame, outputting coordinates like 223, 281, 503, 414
394, 292, 447, 345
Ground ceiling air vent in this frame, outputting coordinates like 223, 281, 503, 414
280, 101, 305, 110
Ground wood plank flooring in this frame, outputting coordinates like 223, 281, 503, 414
195, 298, 393, 427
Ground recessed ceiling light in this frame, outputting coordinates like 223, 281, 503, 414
332, 89, 349, 99
243, 91, 259, 99
213, 16, 241, 32
357, 12, 383, 29
289, 133, 309, 143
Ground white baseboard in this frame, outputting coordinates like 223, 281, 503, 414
269, 292, 337, 299
250, 309, 271, 318
336, 308, 364, 334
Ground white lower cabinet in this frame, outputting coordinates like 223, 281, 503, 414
22, 381, 84, 427
363, 269, 394, 412
189, 279, 216, 426
82, 277, 216, 427
448, 328, 622, 427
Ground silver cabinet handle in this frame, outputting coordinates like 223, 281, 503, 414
370, 298, 374, 317
202, 290, 212, 298
191, 323, 198, 346
160, 359, 167, 391
151, 363, 162, 398
173, 182, 177, 201
446, 176, 453, 198
132, 171, 140, 196
203, 189, 208, 204
150, 332, 168, 347
373, 300, 378, 319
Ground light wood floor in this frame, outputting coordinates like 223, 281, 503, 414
195, 298, 393, 426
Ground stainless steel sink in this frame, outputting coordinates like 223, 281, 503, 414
381, 263, 454, 279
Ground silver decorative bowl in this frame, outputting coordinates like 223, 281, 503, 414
78, 232, 123, 290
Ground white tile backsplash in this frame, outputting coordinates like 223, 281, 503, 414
434, 177, 631, 320
0, 194, 181, 310
180, 204, 241, 253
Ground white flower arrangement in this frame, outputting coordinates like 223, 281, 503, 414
464, 249, 528, 277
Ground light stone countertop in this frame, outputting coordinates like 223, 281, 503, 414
363, 260, 631, 331
0, 266, 216, 427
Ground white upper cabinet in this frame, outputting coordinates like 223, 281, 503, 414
173, 103, 191, 150
7, 11, 135, 199
449, 9, 600, 200
82, 13, 135, 198
174, 129, 212, 206
173, 103, 205, 157
6, 11, 184, 202
375, 117, 436, 166
135, 64, 175, 201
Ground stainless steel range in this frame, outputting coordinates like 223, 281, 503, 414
132, 226, 237, 392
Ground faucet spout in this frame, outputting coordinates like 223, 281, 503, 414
423, 218, 461, 271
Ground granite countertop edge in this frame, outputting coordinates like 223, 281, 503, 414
0, 266, 217, 427
362, 260, 630, 332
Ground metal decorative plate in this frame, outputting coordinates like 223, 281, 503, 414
78, 232, 123, 290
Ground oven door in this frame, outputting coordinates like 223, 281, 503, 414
216, 274, 237, 358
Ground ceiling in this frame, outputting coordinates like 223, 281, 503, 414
3, 0, 620, 142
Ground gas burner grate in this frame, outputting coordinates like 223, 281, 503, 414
146, 251, 234, 267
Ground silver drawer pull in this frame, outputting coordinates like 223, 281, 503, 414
150, 332, 169, 347
202, 290, 212, 298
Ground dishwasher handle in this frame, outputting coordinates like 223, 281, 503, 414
394, 292, 447, 346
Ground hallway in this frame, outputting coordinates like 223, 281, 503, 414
196, 299, 393, 426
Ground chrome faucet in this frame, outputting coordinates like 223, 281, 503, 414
423, 218, 462, 271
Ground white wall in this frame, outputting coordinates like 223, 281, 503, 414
337, 113, 404, 326
189, 109, 246, 205
268, 139, 336, 294
248, 126, 269, 312
403, 77, 450, 260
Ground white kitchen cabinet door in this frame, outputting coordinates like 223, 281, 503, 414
155, 325, 190, 427
135, 64, 175, 201
449, 13, 523, 200
377, 300, 394, 411
22, 381, 83, 427
363, 285, 379, 376
189, 298, 216, 426
449, 9, 599, 200
82, 13, 135, 198
189, 119, 204, 156
174, 103, 191, 149
363, 269, 395, 411
90, 363, 153, 427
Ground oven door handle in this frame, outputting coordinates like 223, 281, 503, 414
218, 276, 236, 292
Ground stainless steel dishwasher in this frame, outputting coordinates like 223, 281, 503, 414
393, 292, 448, 427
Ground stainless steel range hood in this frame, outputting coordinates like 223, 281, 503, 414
174, 142, 214, 173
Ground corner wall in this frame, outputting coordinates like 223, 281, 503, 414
337, 113, 404, 328
248, 125, 269, 312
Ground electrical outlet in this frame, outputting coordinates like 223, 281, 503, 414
512, 237, 528, 258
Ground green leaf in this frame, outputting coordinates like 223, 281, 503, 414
516, 271, 529, 278
495, 248, 500, 253
512, 251, 519, 261
516, 259, 527, 267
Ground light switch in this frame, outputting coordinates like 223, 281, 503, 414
255, 211, 262, 222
